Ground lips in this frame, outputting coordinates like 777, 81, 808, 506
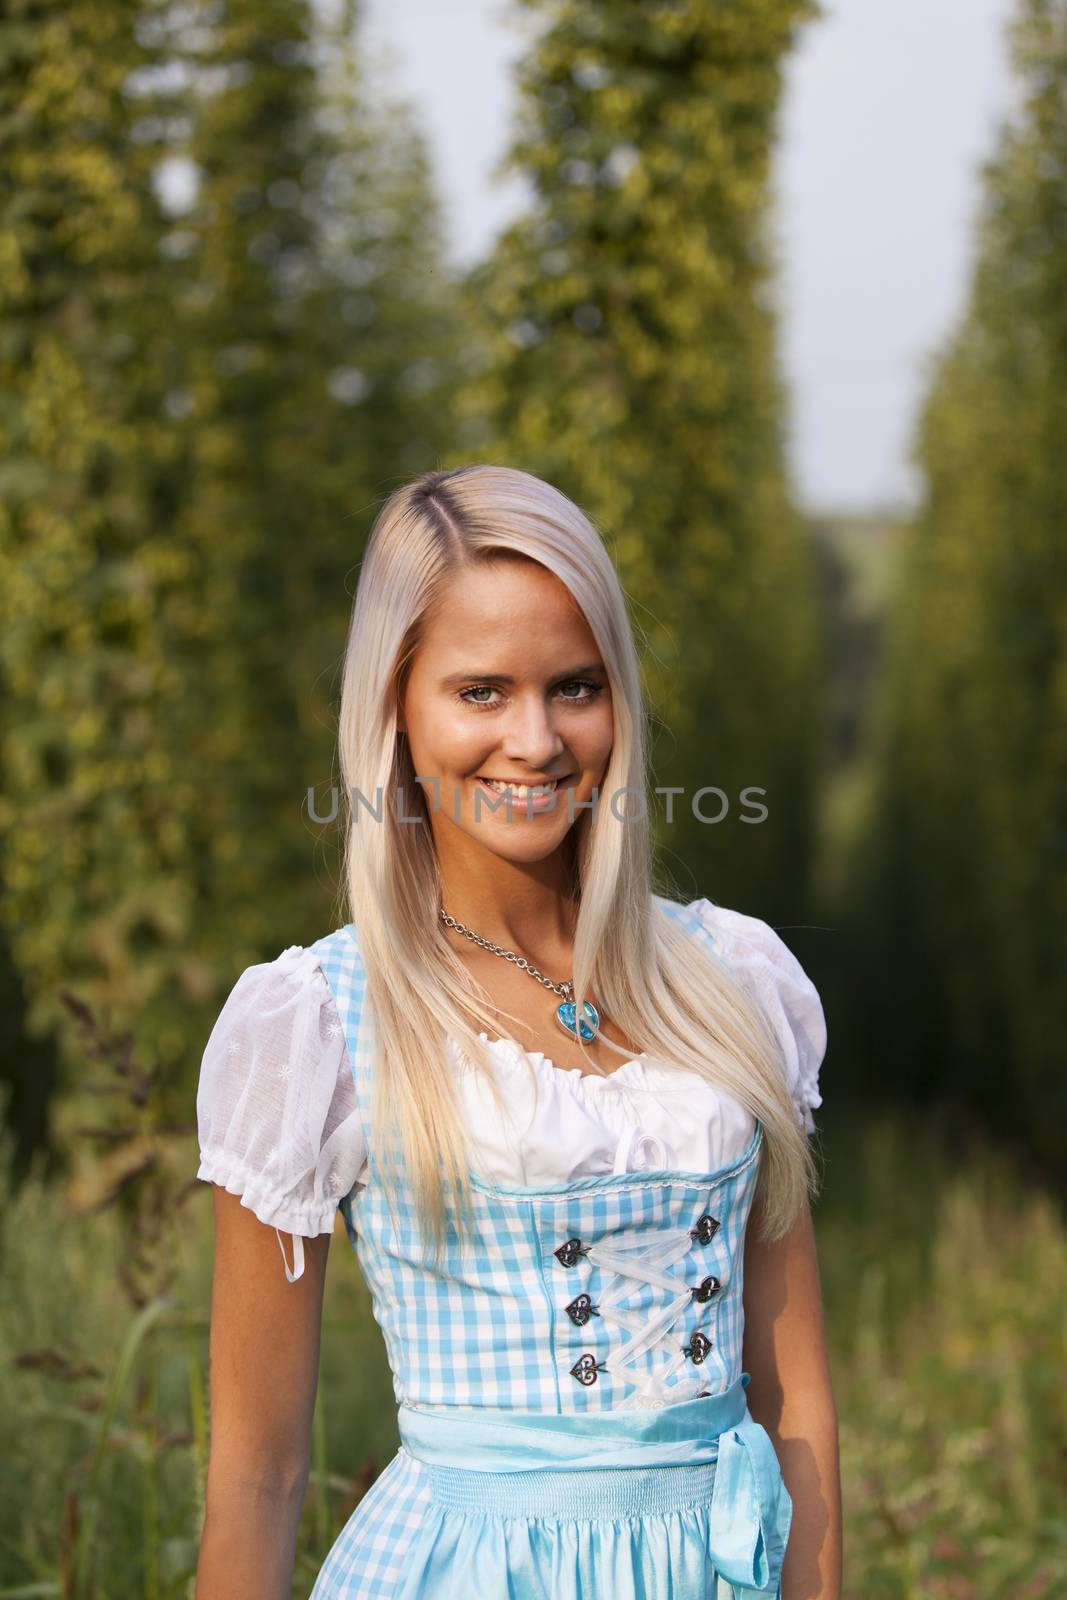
473, 775, 577, 811
479, 777, 561, 795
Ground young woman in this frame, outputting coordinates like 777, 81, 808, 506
194, 464, 842, 1600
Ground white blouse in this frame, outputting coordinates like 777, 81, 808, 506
196, 897, 827, 1280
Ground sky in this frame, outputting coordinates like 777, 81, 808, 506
360, 0, 1021, 516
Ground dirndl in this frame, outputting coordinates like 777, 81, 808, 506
390, 1371, 792, 1599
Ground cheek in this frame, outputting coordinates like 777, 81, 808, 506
577, 702, 615, 763
417, 705, 491, 768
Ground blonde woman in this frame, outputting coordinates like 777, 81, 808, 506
194, 465, 842, 1600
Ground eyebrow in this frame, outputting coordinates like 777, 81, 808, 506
440, 663, 607, 687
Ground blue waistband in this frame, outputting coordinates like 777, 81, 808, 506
398, 1373, 751, 1473
417, 1458, 722, 1520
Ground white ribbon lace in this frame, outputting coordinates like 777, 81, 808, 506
579, 1221, 719, 1408
612, 1126, 670, 1175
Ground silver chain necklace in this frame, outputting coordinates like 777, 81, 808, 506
439, 908, 601, 1043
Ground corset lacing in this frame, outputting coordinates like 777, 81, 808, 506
562, 1127, 723, 1410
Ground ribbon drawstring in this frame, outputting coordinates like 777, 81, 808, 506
275, 1227, 305, 1283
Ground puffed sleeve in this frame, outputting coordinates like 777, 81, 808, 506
688, 899, 826, 1134
195, 944, 368, 1282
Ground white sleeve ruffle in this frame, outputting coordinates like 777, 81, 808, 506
687, 898, 827, 1135
196, 944, 367, 1282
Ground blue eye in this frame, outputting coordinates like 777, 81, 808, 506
456, 680, 604, 711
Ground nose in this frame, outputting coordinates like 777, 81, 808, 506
497, 690, 568, 771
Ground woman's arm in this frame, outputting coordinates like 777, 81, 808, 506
195, 1189, 332, 1600
742, 1191, 842, 1600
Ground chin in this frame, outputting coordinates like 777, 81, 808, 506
472, 829, 573, 867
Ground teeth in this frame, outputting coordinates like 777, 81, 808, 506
481, 778, 558, 798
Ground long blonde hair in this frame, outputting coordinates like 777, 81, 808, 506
336, 463, 818, 1254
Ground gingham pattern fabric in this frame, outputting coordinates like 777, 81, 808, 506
310, 1449, 432, 1600
307, 900, 773, 1600
309, 899, 762, 1415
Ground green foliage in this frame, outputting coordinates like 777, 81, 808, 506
449, 0, 827, 911
0, 0, 464, 1138
0, 0, 194, 1054
854, 0, 1067, 1186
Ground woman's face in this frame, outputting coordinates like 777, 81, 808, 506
398, 558, 614, 867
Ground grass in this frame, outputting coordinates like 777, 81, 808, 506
816, 1112, 1067, 1598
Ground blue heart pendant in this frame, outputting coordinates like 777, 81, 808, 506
556, 998, 601, 1043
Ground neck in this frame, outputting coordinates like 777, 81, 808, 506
437, 856, 579, 953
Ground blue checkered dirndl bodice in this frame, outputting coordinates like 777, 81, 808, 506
306, 903, 793, 1599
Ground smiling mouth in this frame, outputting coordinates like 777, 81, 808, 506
476, 776, 568, 798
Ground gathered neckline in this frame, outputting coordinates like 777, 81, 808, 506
465, 1030, 682, 1092
476, 1030, 646, 1083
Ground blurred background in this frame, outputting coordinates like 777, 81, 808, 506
1, 0, 1064, 1594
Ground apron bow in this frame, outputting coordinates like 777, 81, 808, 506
707, 1414, 793, 1592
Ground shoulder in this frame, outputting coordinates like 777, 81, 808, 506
655, 894, 827, 1132
197, 943, 342, 1078
203, 929, 356, 1034
211, 941, 335, 1011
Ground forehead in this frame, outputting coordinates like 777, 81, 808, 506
419, 560, 599, 660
